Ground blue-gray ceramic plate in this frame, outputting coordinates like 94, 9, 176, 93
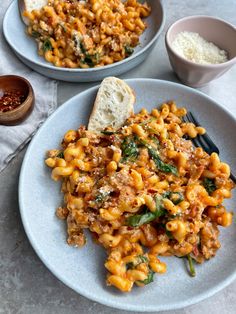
19, 79, 236, 311
3, 0, 164, 82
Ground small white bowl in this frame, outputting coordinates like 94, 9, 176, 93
165, 15, 236, 87
4, 0, 165, 82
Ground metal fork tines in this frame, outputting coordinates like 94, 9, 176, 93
183, 111, 236, 183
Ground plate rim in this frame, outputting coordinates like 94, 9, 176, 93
3, 0, 165, 73
18, 78, 236, 312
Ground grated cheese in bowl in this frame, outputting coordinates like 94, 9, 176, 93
172, 31, 228, 65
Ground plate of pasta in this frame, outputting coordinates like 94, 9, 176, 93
19, 78, 236, 311
3, 0, 164, 82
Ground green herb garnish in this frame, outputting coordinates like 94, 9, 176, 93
202, 178, 216, 194
43, 39, 52, 52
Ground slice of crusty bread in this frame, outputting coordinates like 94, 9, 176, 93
88, 77, 135, 133
24, 0, 48, 11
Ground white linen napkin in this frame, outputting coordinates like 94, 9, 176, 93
0, 0, 57, 173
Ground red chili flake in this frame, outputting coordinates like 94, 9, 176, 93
127, 226, 133, 230
109, 135, 116, 142
192, 245, 200, 257
147, 188, 158, 194
0, 90, 26, 112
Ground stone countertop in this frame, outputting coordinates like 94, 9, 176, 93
1, 1, 236, 313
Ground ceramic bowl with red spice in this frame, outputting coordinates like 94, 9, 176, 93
0, 75, 34, 125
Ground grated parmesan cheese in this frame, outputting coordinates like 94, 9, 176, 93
172, 31, 228, 65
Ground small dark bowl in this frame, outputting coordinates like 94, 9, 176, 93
0, 75, 34, 125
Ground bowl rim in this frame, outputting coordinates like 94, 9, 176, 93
0, 75, 34, 116
165, 15, 236, 69
3, 0, 165, 73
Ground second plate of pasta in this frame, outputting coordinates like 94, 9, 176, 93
3, 0, 164, 82
19, 79, 236, 311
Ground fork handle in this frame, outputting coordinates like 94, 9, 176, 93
230, 172, 236, 184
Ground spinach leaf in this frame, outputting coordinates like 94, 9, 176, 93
150, 136, 160, 146
126, 262, 134, 270
121, 137, 139, 162
95, 191, 110, 203
43, 39, 52, 52
126, 190, 184, 227
155, 194, 167, 217
134, 136, 178, 175
158, 223, 174, 239
32, 31, 40, 38
101, 130, 117, 135
126, 255, 148, 270
148, 147, 178, 176
83, 56, 94, 67
93, 52, 100, 64
165, 229, 174, 239
126, 194, 167, 227
79, 41, 87, 54
186, 254, 196, 277
56, 151, 64, 159
126, 211, 156, 227
138, 269, 154, 285
124, 45, 134, 57
162, 191, 184, 205
202, 178, 216, 194
80, 42, 100, 66
139, 117, 156, 126
137, 255, 149, 264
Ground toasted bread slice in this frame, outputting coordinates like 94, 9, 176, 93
24, 0, 48, 11
88, 77, 135, 132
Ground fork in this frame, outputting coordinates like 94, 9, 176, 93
183, 112, 236, 183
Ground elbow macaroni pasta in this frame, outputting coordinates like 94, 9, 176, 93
45, 100, 235, 292
24, 0, 151, 68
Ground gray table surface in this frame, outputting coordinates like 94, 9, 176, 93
1, 1, 236, 313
